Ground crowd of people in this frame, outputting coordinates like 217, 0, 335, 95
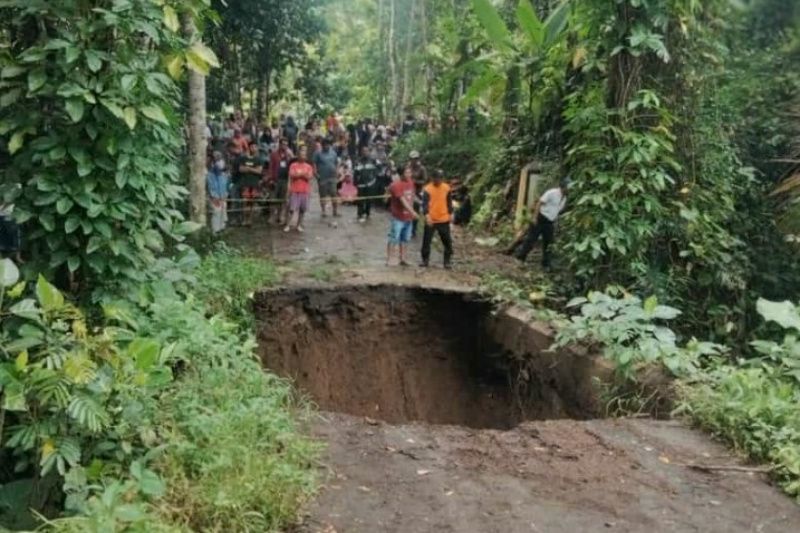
204, 110, 473, 268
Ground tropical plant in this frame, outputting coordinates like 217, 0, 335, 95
0, 258, 171, 525
466, 0, 571, 123
0, 0, 217, 289
552, 287, 724, 379
679, 297, 800, 498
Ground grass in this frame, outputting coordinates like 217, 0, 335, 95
150, 248, 319, 530
678, 366, 800, 498
193, 244, 281, 328
49, 248, 320, 532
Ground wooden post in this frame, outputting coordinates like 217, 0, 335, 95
515, 161, 541, 230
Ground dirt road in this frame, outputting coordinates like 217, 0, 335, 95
229, 197, 800, 533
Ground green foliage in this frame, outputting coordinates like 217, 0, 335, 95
562, 87, 680, 284
465, 0, 572, 116
392, 130, 498, 179
552, 288, 725, 379
680, 297, 800, 498
155, 361, 318, 531
193, 245, 281, 328
0, 0, 205, 288
1, 249, 317, 531
0, 264, 173, 527
206, 0, 325, 114
111, 252, 317, 531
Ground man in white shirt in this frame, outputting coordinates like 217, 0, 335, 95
506, 178, 569, 268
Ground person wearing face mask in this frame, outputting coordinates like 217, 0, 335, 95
207, 151, 230, 233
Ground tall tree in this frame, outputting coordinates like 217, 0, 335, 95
183, 13, 208, 226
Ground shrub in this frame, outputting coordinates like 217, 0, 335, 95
392, 130, 497, 179
679, 298, 800, 498
0, 258, 172, 528
193, 245, 281, 328
0, 1, 206, 289
0, 251, 318, 531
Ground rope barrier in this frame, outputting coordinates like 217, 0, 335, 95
210, 194, 394, 214
216, 193, 392, 205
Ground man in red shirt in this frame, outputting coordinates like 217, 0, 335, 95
284, 145, 314, 233
386, 165, 419, 266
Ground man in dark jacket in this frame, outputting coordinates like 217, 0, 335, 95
353, 146, 379, 222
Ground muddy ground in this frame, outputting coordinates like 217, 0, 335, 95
227, 196, 800, 532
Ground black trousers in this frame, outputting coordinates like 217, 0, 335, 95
357, 192, 372, 218
513, 214, 555, 266
421, 222, 453, 265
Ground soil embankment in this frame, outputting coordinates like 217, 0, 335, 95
255, 285, 608, 428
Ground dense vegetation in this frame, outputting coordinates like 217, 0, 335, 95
1, 0, 799, 529
0, 249, 318, 531
0, 3, 318, 530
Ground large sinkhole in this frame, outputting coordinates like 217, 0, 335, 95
254, 285, 608, 429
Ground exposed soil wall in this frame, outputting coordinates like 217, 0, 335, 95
254, 284, 608, 428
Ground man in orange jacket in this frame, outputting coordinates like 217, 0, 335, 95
420, 170, 454, 269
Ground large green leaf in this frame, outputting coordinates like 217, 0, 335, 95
756, 298, 800, 331
163, 5, 180, 33
2, 381, 26, 411
65, 216, 81, 234
1, 65, 26, 78
8, 132, 24, 154
65, 99, 84, 122
67, 255, 81, 273
164, 54, 184, 80
470, 0, 512, 49
56, 197, 74, 215
0, 258, 20, 287
141, 105, 169, 125
516, 0, 544, 50
0, 89, 22, 108
36, 275, 65, 312
128, 338, 161, 371
186, 42, 220, 75
543, 0, 570, 47
85, 50, 103, 73
27, 69, 46, 92
123, 107, 137, 130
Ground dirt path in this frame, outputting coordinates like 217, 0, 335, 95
228, 197, 800, 533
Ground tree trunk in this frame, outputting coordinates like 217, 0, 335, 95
503, 64, 521, 132
401, 0, 417, 116
421, 0, 433, 116
256, 73, 265, 123
388, 0, 398, 121
263, 68, 272, 119
377, 0, 386, 120
232, 37, 242, 111
182, 14, 207, 226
